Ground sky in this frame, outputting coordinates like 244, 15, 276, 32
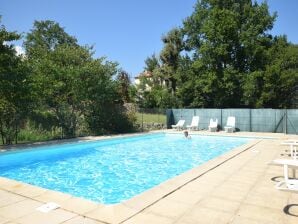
1, 0, 298, 78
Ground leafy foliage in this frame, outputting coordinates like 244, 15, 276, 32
144, 54, 160, 72
253, 36, 298, 108
0, 19, 135, 144
138, 0, 297, 109
181, 0, 276, 107
116, 70, 131, 103
0, 18, 34, 144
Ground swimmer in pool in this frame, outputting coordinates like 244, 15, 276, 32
184, 130, 191, 139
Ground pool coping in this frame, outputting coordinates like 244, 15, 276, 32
0, 132, 278, 223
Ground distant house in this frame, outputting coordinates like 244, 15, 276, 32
134, 70, 153, 86
134, 70, 167, 90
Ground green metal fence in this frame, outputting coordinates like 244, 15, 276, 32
167, 109, 298, 134
137, 108, 167, 131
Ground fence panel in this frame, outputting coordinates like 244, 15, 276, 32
287, 109, 298, 134
274, 109, 285, 133
137, 108, 167, 131
194, 109, 221, 130
171, 109, 191, 128
167, 108, 298, 134
166, 109, 173, 129
222, 109, 250, 131
251, 109, 278, 133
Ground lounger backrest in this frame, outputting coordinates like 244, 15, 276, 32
209, 118, 217, 127
209, 118, 214, 126
177, 120, 185, 126
226, 116, 235, 127
191, 116, 199, 126
214, 119, 218, 125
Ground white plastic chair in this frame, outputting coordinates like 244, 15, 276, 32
186, 116, 199, 131
224, 116, 235, 133
208, 118, 218, 132
171, 120, 185, 131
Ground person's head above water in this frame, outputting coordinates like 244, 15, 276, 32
184, 130, 189, 137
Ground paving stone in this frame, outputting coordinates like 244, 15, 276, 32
236, 204, 284, 224
34, 190, 72, 204
85, 204, 138, 224
0, 191, 26, 208
197, 196, 240, 213
122, 212, 174, 224
60, 197, 99, 215
15, 208, 77, 224
62, 216, 106, 224
0, 199, 42, 219
176, 207, 234, 224
144, 198, 192, 219
0, 215, 9, 224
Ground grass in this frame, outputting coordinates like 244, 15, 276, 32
136, 112, 166, 124
0, 113, 167, 145
17, 127, 61, 143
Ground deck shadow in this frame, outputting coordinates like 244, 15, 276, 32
271, 176, 283, 182
283, 204, 298, 217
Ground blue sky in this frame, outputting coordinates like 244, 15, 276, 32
1, 0, 298, 78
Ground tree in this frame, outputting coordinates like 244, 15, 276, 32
0, 18, 33, 144
24, 20, 88, 137
137, 29, 183, 108
144, 54, 160, 72
182, 0, 276, 107
116, 70, 131, 103
24, 20, 135, 137
250, 36, 298, 108
159, 28, 184, 95
82, 60, 135, 134
24, 20, 77, 58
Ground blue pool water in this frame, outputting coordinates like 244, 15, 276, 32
0, 133, 251, 204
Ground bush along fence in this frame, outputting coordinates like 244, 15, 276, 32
166, 109, 298, 135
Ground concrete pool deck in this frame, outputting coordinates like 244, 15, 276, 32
0, 131, 297, 224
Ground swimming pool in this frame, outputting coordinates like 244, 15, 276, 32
0, 133, 251, 204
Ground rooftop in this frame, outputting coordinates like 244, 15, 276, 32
134, 70, 153, 80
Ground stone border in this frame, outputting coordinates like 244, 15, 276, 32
0, 132, 154, 152
0, 132, 277, 223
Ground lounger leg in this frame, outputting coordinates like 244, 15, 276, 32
290, 144, 294, 158
284, 164, 289, 182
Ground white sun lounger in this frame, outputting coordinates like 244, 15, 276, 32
282, 139, 298, 144
186, 116, 199, 131
208, 118, 218, 132
171, 120, 185, 131
275, 160, 298, 192
224, 116, 235, 133
281, 142, 298, 159
270, 159, 298, 167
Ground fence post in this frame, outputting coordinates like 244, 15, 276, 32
275, 109, 276, 133
283, 109, 286, 134
285, 109, 288, 134
220, 109, 223, 130
141, 109, 144, 132
249, 109, 252, 132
